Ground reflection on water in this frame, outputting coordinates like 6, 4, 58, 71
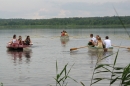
7, 49, 32, 64
88, 50, 113, 66
69, 49, 113, 69
87, 50, 114, 81
60, 39, 69, 47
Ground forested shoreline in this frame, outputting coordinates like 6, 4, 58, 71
0, 16, 130, 28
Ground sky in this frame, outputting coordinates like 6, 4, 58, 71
0, 0, 130, 19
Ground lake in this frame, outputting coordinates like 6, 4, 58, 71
0, 28, 130, 86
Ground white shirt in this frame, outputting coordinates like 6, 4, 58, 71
12, 39, 17, 43
104, 39, 111, 48
91, 37, 96, 43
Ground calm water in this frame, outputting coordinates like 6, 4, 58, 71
0, 28, 130, 86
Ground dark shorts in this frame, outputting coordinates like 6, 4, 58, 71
88, 42, 94, 47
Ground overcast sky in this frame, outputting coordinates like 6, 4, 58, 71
0, 0, 129, 19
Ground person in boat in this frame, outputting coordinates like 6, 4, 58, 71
88, 34, 96, 47
61, 32, 65, 36
9, 34, 17, 44
64, 31, 68, 36
61, 30, 65, 36
24, 36, 32, 45
103, 36, 112, 48
95, 37, 104, 48
18, 36, 23, 45
96, 35, 99, 42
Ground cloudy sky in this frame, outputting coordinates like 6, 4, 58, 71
0, 0, 129, 19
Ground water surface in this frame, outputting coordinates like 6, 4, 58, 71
0, 28, 130, 86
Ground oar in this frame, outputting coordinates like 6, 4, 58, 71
70, 46, 88, 51
112, 45, 130, 49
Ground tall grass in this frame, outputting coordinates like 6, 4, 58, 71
53, 61, 78, 86
89, 51, 116, 86
54, 50, 130, 86
89, 50, 130, 86
113, 6, 130, 38
0, 83, 3, 86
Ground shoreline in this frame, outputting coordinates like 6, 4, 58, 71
0, 25, 130, 29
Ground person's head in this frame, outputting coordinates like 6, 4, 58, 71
27, 36, 31, 40
96, 35, 99, 39
105, 36, 109, 39
13, 34, 16, 39
90, 34, 93, 38
27, 36, 30, 39
19, 36, 22, 39
98, 37, 102, 41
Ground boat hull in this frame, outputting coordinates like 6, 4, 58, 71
88, 46, 113, 52
6, 43, 31, 50
60, 36, 69, 40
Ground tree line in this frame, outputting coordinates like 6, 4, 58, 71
0, 16, 130, 27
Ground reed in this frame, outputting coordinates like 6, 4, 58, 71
113, 7, 130, 38
53, 50, 130, 86
0, 83, 3, 86
89, 51, 116, 86
89, 50, 130, 86
53, 60, 78, 86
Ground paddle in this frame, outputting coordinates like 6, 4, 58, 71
70, 46, 88, 51
112, 45, 130, 49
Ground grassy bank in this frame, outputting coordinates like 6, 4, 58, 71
0, 24, 130, 29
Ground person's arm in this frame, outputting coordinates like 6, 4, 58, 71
30, 39, 32, 43
8, 39, 13, 44
94, 41, 98, 46
16, 39, 18, 43
24, 39, 26, 43
110, 40, 112, 46
29, 39, 32, 44
102, 40, 105, 48
103, 40, 106, 46
91, 40, 96, 46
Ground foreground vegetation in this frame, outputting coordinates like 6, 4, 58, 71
54, 51, 130, 86
89, 50, 130, 86
0, 16, 130, 28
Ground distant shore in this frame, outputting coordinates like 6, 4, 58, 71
0, 25, 130, 29
0, 16, 130, 29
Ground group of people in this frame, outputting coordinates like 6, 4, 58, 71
88, 34, 112, 49
9, 34, 32, 45
61, 30, 68, 36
